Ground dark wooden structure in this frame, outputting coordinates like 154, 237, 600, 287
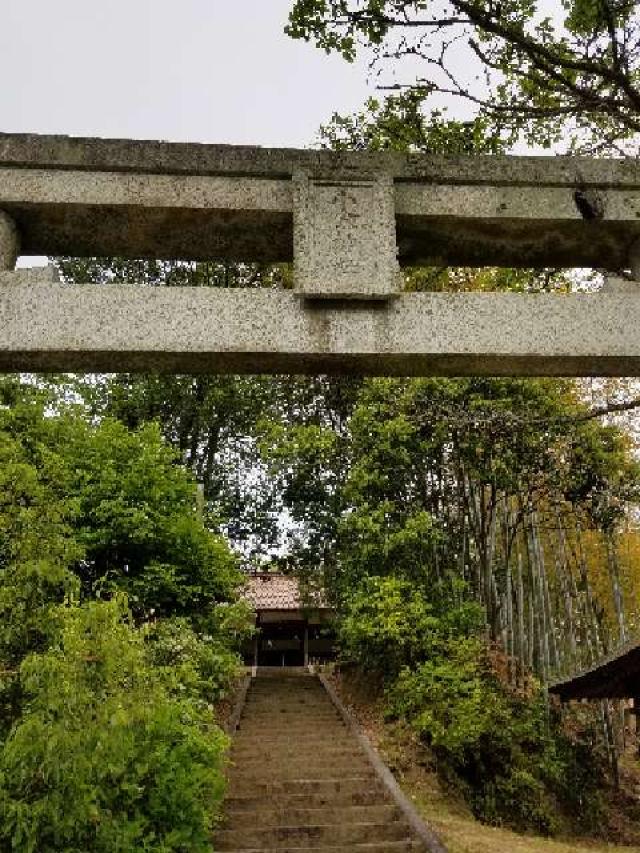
549, 637, 640, 702
240, 573, 334, 668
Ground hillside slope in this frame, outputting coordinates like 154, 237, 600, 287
329, 671, 640, 853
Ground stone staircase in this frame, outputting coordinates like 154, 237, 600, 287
215, 670, 427, 852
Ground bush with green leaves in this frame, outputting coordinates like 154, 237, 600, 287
340, 575, 607, 835
0, 597, 228, 853
145, 600, 254, 705
338, 576, 484, 679
0, 378, 246, 850
0, 388, 81, 737
49, 416, 241, 617
388, 644, 606, 834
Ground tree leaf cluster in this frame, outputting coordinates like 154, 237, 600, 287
287, 0, 640, 152
0, 597, 228, 853
0, 377, 249, 850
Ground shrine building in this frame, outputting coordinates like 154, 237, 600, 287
241, 573, 335, 668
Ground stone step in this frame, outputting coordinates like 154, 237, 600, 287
230, 746, 367, 762
240, 707, 339, 716
245, 688, 330, 696
239, 715, 344, 723
235, 730, 348, 742
243, 703, 331, 708
252, 668, 315, 676
239, 711, 342, 721
248, 683, 327, 688
246, 697, 329, 704
246, 696, 330, 703
250, 680, 321, 683
237, 720, 340, 727
251, 676, 322, 691
232, 732, 354, 744
247, 684, 329, 689
232, 743, 356, 755
224, 789, 389, 812
238, 718, 341, 725
235, 733, 348, 745
247, 686, 329, 692
231, 746, 364, 761
242, 708, 337, 715
248, 688, 324, 694
229, 767, 377, 784
227, 776, 382, 798
248, 686, 326, 691
223, 804, 401, 828
247, 692, 328, 699
212, 843, 423, 853
215, 820, 412, 850
236, 725, 347, 737
232, 743, 361, 754
231, 741, 356, 754
220, 674, 433, 853
240, 716, 342, 726
230, 747, 369, 764
229, 761, 373, 779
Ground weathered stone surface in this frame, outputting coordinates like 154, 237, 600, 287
0, 265, 58, 284
2, 131, 640, 186
0, 168, 292, 262
1, 132, 640, 379
396, 184, 640, 269
294, 174, 399, 300
602, 275, 639, 293
0, 211, 19, 270
1, 132, 640, 271
2, 278, 640, 376
629, 237, 640, 280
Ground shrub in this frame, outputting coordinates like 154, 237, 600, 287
338, 576, 483, 679
339, 574, 608, 835
0, 597, 228, 853
387, 645, 606, 834
387, 638, 491, 756
144, 603, 254, 705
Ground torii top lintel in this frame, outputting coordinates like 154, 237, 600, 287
1, 132, 640, 283
1, 133, 640, 377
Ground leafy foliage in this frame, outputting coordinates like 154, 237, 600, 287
341, 576, 607, 834
0, 597, 228, 853
47, 416, 240, 617
339, 576, 484, 676
0, 377, 246, 850
287, 0, 640, 153
145, 604, 254, 705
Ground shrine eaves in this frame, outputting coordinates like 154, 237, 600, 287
0, 132, 639, 376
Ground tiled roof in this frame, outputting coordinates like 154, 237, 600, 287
241, 573, 329, 611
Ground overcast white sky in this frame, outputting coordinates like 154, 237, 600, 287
0, 0, 372, 147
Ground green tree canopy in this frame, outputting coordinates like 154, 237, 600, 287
287, 0, 640, 152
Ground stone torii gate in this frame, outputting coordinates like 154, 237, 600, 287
1, 132, 640, 376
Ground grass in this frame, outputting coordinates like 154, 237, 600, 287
405, 762, 640, 853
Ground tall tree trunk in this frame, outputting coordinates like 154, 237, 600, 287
606, 529, 627, 645
554, 503, 577, 674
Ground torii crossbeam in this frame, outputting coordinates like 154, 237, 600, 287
1, 132, 640, 376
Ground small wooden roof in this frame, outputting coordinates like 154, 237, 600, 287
241, 573, 330, 613
549, 636, 640, 701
